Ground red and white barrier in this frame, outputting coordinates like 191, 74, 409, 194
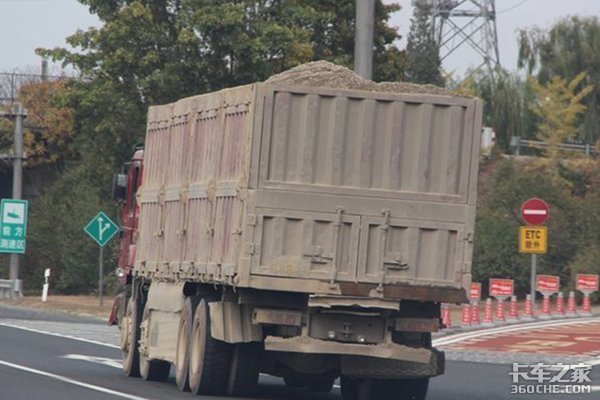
522, 294, 534, 320
461, 303, 471, 327
554, 292, 565, 316
482, 298, 494, 326
508, 295, 519, 320
566, 291, 577, 317
441, 303, 452, 329
471, 300, 481, 326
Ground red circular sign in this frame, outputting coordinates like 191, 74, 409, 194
521, 198, 549, 225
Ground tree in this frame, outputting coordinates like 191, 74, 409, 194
528, 72, 593, 179
30, 0, 406, 294
403, 0, 443, 86
518, 16, 600, 144
456, 68, 536, 151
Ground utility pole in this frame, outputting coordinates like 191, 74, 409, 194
0, 103, 27, 283
354, 0, 375, 79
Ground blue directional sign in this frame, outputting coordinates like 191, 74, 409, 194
0, 199, 28, 254
84, 211, 119, 247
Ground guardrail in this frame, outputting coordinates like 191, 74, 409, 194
0, 279, 21, 299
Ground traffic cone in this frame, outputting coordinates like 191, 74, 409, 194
441, 303, 452, 329
539, 295, 551, 319
461, 303, 471, 328
554, 292, 565, 317
495, 298, 506, 323
482, 298, 494, 326
508, 295, 519, 320
471, 300, 481, 326
522, 294, 534, 320
566, 291, 577, 317
580, 294, 593, 316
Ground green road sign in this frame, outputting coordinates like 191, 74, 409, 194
0, 199, 28, 254
84, 211, 119, 247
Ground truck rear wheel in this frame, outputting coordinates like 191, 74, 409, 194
226, 342, 261, 396
188, 298, 232, 395
139, 303, 171, 381
175, 296, 199, 391
121, 295, 140, 377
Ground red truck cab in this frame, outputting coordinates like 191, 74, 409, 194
109, 148, 143, 325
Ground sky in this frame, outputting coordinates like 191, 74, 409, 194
1, 0, 600, 76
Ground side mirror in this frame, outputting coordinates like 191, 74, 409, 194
112, 173, 127, 203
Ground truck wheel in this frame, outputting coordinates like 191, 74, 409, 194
175, 296, 199, 391
226, 342, 261, 396
139, 303, 171, 381
121, 295, 141, 377
188, 298, 232, 395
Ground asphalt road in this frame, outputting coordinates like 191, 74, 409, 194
0, 305, 598, 400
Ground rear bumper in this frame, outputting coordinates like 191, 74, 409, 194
264, 336, 445, 378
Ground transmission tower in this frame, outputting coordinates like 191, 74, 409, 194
416, 0, 501, 79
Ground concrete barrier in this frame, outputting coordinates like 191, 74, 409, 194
0, 279, 21, 299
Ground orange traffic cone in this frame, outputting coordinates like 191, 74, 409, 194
482, 298, 494, 326
471, 300, 481, 326
495, 298, 506, 323
580, 294, 593, 316
566, 291, 577, 317
508, 295, 519, 320
539, 294, 551, 319
522, 294, 534, 320
461, 303, 471, 328
554, 292, 565, 316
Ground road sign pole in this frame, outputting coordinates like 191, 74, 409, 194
530, 254, 537, 310
99, 246, 104, 307
9, 103, 26, 284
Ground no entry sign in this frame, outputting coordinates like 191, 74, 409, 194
521, 198, 549, 226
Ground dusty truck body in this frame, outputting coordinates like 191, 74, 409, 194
115, 69, 482, 399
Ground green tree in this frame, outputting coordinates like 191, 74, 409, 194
403, 0, 443, 86
518, 16, 600, 144
456, 69, 536, 152
529, 72, 593, 162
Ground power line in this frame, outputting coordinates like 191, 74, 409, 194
498, 0, 530, 14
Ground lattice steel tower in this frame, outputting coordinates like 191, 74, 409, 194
416, 0, 501, 78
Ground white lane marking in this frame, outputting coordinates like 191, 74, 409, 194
433, 317, 600, 347
62, 354, 122, 369
591, 386, 600, 392
587, 359, 600, 366
0, 322, 119, 349
0, 359, 150, 400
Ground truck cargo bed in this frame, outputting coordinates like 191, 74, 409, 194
134, 83, 482, 303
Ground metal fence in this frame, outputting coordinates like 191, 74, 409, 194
0, 72, 69, 103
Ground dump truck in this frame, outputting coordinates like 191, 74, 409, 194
112, 62, 483, 400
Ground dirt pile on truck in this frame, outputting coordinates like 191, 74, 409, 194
265, 60, 460, 96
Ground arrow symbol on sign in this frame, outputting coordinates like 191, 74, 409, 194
97, 217, 111, 241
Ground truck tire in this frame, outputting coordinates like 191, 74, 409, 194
175, 296, 199, 391
226, 342, 261, 396
188, 298, 232, 395
139, 303, 171, 382
121, 295, 141, 377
